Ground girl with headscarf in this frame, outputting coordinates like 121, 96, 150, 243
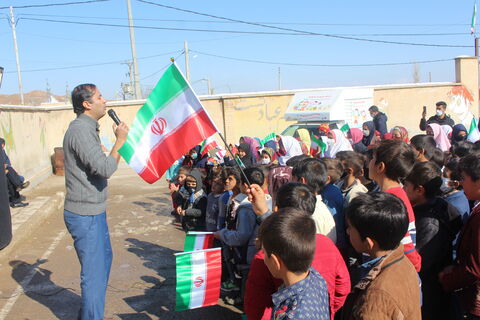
441, 125, 453, 141
427, 123, 451, 152
237, 143, 254, 168
452, 124, 468, 143
276, 135, 303, 165
240, 136, 260, 164
391, 126, 409, 143
361, 121, 376, 147
294, 129, 312, 156
348, 128, 368, 154
324, 129, 353, 158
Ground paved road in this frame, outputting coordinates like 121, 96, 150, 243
0, 168, 242, 320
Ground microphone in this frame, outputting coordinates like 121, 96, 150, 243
107, 109, 121, 125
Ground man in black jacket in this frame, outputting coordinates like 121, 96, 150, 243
419, 101, 455, 131
369, 105, 388, 138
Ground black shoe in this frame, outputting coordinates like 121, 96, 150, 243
20, 181, 29, 189
10, 201, 28, 208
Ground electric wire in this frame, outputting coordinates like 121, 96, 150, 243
3, 50, 182, 73
0, 0, 109, 10
136, 0, 473, 48
190, 49, 454, 67
14, 13, 479, 27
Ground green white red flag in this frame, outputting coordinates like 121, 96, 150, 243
311, 134, 326, 154
340, 123, 350, 133
175, 248, 222, 311
472, 3, 477, 34
468, 116, 480, 142
200, 136, 219, 156
184, 231, 215, 252
119, 63, 218, 183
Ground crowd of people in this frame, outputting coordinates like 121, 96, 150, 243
167, 101, 480, 319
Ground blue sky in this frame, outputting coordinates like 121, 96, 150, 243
0, 0, 477, 99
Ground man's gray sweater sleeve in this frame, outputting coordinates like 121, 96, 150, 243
70, 126, 117, 179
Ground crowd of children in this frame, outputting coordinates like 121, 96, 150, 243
165, 115, 480, 319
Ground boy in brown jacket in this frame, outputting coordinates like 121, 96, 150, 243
343, 192, 421, 319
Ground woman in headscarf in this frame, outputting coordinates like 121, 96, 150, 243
237, 143, 254, 168
240, 136, 260, 164
294, 129, 312, 156
426, 123, 451, 152
452, 124, 468, 143
361, 121, 376, 148
348, 128, 368, 154
324, 129, 353, 158
391, 126, 409, 143
276, 135, 303, 165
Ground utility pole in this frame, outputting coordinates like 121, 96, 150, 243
9, 6, 24, 105
184, 40, 191, 82
126, 0, 142, 99
278, 67, 281, 90
475, 37, 479, 57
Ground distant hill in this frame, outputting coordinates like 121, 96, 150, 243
0, 90, 66, 106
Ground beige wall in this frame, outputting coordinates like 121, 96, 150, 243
0, 56, 477, 185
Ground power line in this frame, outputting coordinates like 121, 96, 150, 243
136, 0, 473, 48
190, 49, 454, 67
0, 0, 109, 10
3, 50, 182, 73
140, 52, 184, 81
17, 13, 478, 28
20, 17, 474, 47
14, 15, 469, 37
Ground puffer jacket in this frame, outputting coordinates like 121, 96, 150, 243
342, 245, 421, 320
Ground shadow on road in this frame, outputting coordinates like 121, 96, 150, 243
132, 195, 172, 217
9, 259, 81, 320
119, 238, 242, 320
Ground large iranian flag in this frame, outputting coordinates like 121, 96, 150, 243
175, 248, 222, 311
119, 63, 218, 183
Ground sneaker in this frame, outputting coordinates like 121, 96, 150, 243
10, 201, 28, 208
20, 181, 30, 189
221, 280, 240, 292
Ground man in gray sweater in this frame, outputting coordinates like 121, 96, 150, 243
63, 84, 128, 320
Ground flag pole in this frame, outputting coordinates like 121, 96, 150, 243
169, 56, 251, 185
217, 132, 251, 186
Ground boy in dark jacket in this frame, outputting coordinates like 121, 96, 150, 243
176, 169, 207, 231
440, 154, 480, 319
404, 161, 462, 319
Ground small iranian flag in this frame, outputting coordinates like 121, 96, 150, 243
468, 116, 480, 142
260, 132, 276, 146
119, 63, 218, 183
184, 231, 215, 252
200, 136, 219, 157
311, 134, 326, 154
340, 123, 350, 133
175, 248, 222, 311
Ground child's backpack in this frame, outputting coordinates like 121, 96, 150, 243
268, 165, 293, 207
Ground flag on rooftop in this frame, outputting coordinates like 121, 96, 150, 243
119, 63, 218, 184
184, 232, 215, 252
175, 248, 222, 311
468, 116, 480, 142
472, 3, 477, 34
